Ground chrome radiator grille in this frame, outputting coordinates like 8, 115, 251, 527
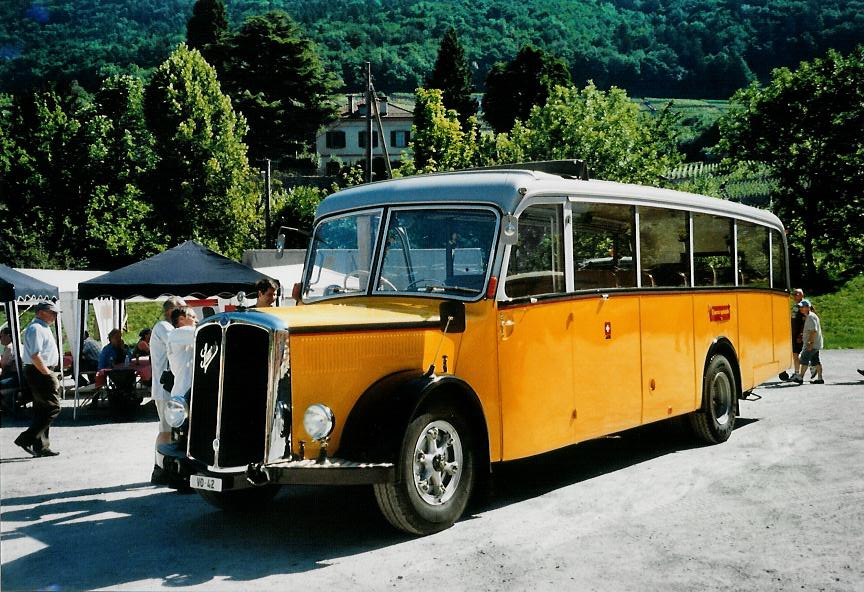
188, 321, 272, 469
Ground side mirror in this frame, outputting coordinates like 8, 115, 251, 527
275, 233, 286, 256
439, 301, 466, 334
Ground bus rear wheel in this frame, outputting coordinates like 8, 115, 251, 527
689, 354, 736, 444
373, 405, 476, 535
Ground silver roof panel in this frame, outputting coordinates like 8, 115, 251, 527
316, 169, 784, 231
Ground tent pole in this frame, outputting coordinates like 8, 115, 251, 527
8, 302, 25, 407
74, 299, 86, 420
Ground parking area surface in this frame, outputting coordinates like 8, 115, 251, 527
2, 349, 863, 591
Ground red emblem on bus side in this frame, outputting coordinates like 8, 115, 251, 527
709, 305, 731, 322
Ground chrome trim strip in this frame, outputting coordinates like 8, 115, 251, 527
212, 323, 228, 468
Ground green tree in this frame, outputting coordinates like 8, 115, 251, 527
719, 46, 864, 282
143, 44, 258, 258
482, 45, 572, 133
426, 28, 476, 129
79, 74, 160, 266
0, 89, 90, 267
498, 83, 682, 184
186, 0, 228, 54
399, 88, 486, 174
216, 11, 338, 166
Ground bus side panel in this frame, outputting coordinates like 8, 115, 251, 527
773, 294, 793, 377
692, 293, 740, 402
457, 300, 504, 463
571, 294, 642, 440
640, 293, 697, 423
737, 292, 779, 389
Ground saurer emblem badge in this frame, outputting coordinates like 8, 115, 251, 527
200, 343, 219, 373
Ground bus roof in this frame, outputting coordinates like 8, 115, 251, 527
317, 168, 784, 231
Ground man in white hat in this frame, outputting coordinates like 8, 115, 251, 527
14, 301, 62, 457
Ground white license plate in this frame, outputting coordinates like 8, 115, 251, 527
189, 475, 223, 492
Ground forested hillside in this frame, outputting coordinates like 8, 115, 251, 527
2, 0, 862, 98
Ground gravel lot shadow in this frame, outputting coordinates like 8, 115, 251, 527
1, 399, 158, 429
0, 416, 759, 589
1, 482, 408, 589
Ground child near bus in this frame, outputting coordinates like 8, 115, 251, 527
793, 299, 824, 384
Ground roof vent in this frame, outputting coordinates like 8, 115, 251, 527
469, 160, 589, 180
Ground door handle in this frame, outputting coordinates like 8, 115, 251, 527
499, 315, 515, 340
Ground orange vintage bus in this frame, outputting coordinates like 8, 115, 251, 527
165, 161, 790, 535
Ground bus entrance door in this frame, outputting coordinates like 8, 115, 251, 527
497, 301, 575, 460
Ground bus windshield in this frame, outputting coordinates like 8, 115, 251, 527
376, 208, 498, 297
303, 209, 383, 299
303, 207, 498, 301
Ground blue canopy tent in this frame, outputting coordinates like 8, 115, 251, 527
0, 264, 61, 410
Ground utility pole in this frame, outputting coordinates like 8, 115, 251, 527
366, 62, 373, 183
264, 158, 272, 247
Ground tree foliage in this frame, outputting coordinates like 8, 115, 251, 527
212, 11, 338, 166
482, 45, 572, 133
3, 0, 862, 99
186, 0, 228, 53
499, 83, 683, 184
398, 88, 486, 174
426, 28, 476, 128
719, 45, 864, 282
143, 44, 257, 259
1, 89, 87, 267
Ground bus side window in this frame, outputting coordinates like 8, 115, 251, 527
771, 229, 787, 290
638, 207, 689, 287
572, 202, 636, 290
693, 213, 734, 287
737, 221, 770, 288
504, 204, 565, 298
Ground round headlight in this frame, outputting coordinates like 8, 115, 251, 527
164, 395, 189, 429
303, 404, 335, 441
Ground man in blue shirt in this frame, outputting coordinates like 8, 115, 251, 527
14, 302, 62, 457
98, 329, 129, 370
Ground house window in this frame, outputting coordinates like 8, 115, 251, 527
325, 131, 346, 149
358, 131, 379, 148
390, 130, 411, 148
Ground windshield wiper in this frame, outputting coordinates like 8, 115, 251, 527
420, 285, 480, 295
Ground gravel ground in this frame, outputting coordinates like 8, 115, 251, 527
2, 349, 863, 591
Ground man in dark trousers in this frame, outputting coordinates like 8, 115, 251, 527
14, 301, 62, 457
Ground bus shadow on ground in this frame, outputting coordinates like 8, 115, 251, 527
476, 416, 757, 513
0, 417, 757, 589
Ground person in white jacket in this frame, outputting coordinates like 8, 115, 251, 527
166, 307, 198, 399
150, 296, 186, 485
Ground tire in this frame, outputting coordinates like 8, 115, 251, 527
373, 404, 477, 535
197, 484, 280, 511
689, 354, 737, 444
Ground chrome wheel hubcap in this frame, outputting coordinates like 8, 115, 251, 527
711, 371, 732, 426
412, 420, 462, 506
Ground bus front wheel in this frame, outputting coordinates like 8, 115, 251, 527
689, 354, 736, 444
373, 404, 477, 535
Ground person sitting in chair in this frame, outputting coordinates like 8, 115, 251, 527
98, 329, 129, 370
133, 328, 151, 359
1, 326, 19, 388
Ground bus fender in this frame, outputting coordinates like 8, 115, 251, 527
337, 371, 489, 475
702, 337, 743, 416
